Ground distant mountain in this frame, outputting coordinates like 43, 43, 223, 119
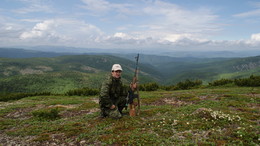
0, 55, 160, 93
1, 47, 260, 94
161, 55, 260, 84
115, 53, 231, 66
119, 54, 260, 84
27, 45, 260, 58
2, 47, 260, 58
159, 50, 260, 58
0, 48, 76, 58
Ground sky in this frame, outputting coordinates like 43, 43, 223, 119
0, 0, 260, 52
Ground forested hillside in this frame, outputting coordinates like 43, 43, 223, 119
0, 48, 73, 58
1, 49, 260, 94
0, 55, 160, 94
157, 55, 260, 84
118, 54, 260, 84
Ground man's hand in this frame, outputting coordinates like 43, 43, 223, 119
110, 105, 116, 109
130, 82, 137, 91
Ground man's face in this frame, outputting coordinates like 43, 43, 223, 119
111, 70, 122, 78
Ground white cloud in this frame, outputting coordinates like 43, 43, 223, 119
80, 0, 110, 13
251, 33, 260, 41
234, 9, 260, 18
245, 33, 260, 46
103, 0, 220, 47
19, 19, 104, 46
142, 0, 219, 33
0, 16, 24, 39
20, 20, 55, 39
16, 0, 220, 48
14, 0, 54, 14
0, 0, 259, 51
80, 0, 133, 16
163, 34, 202, 43
113, 32, 129, 39
233, 2, 260, 18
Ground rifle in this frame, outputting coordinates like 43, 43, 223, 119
129, 54, 140, 116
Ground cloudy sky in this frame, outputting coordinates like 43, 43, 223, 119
0, 0, 260, 52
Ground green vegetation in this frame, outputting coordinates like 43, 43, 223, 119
209, 78, 234, 86
209, 75, 260, 87
0, 87, 259, 145
0, 71, 105, 93
2, 75, 260, 102
162, 56, 260, 84
139, 82, 159, 91
0, 55, 159, 94
1, 53, 260, 144
235, 75, 260, 87
0, 92, 51, 102
65, 87, 100, 96
1, 55, 260, 95
32, 108, 60, 121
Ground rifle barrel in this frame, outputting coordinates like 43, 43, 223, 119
134, 54, 140, 115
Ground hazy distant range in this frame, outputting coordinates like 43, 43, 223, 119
1, 45, 260, 58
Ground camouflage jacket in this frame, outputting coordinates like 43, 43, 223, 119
99, 75, 128, 108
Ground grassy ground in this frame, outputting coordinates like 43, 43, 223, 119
0, 87, 259, 145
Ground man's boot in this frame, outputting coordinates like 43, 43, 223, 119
118, 106, 125, 115
100, 109, 107, 118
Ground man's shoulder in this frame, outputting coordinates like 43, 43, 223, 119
102, 74, 113, 84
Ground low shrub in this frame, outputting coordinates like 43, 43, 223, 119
175, 79, 202, 90
234, 75, 260, 87
139, 82, 159, 91
65, 87, 99, 96
209, 78, 234, 86
32, 108, 60, 121
0, 92, 51, 102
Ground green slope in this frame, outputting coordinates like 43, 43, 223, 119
0, 71, 107, 94
1, 87, 259, 145
1, 54, 260, 93
160, 56, 260, 84
0, 55, 160, 94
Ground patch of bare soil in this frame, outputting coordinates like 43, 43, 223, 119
47, 104, 100, 118
0, 132, 90, 146
91, 98, 99, 104
48, 104, 77, 109
247, 93, 260, 98
5, 107, 34, 120
61, 108, 99, 118
150, 98, 190, 107
0, 101, 26, 110
164, 98, 190, 106
1, 104, 100, 146
4, 104, 45, 120
0, 133, 39, 146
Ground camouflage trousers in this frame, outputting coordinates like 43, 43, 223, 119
100, 97, 126, 119
103, 106, 123, 119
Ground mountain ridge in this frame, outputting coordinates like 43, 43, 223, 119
1, 48, 260, 93
1, 47, 260, 58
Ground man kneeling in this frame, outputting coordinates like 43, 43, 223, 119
99, 64, 136, 119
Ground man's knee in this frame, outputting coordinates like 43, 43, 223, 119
107, 107, 122, 119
